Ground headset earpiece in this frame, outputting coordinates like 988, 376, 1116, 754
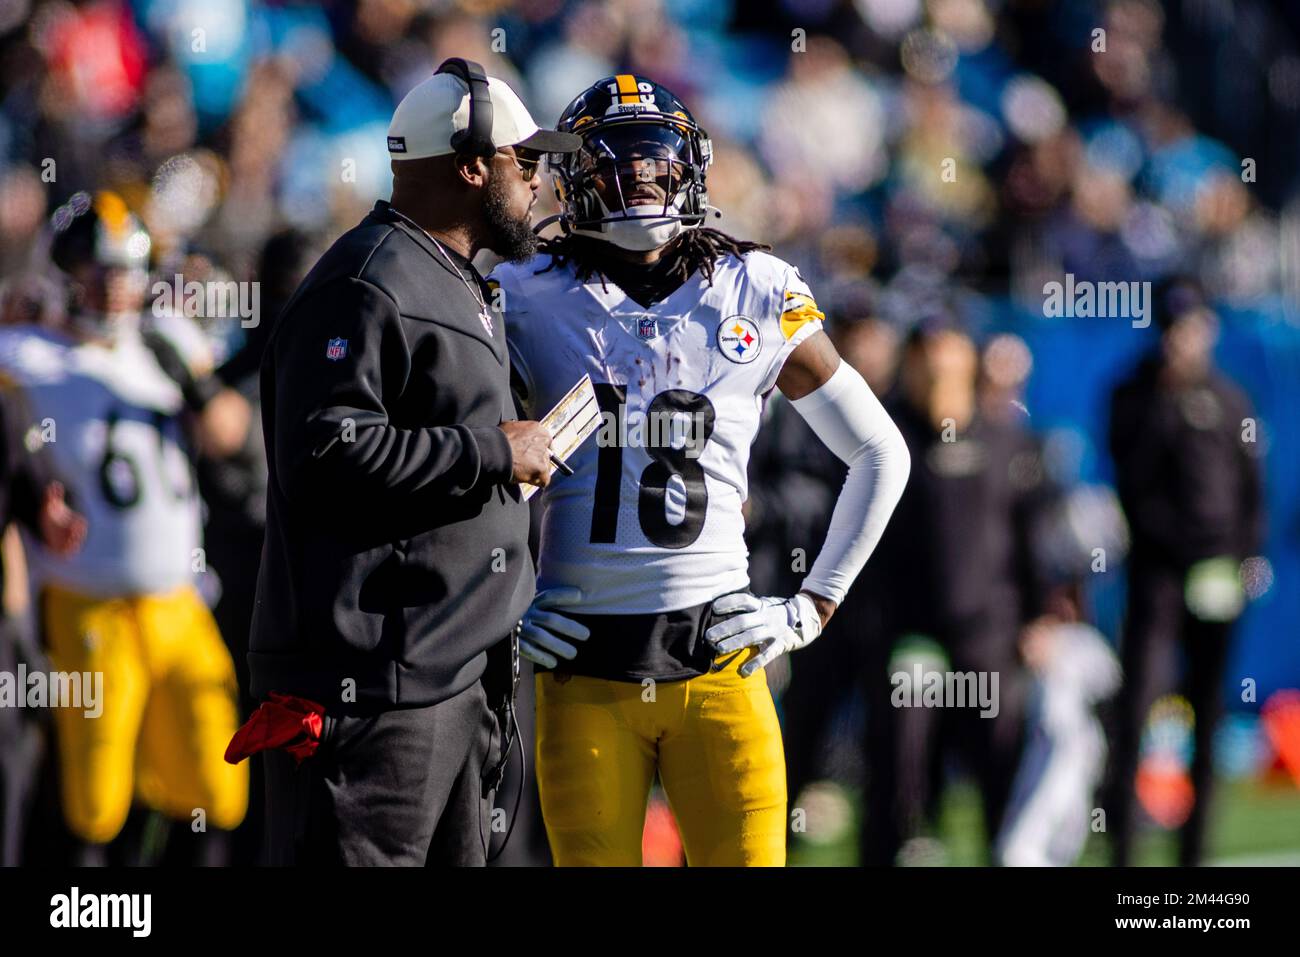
436, 57, 495, 158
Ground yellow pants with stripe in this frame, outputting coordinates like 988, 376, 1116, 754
535, 654, 787, 866
41, 583, 248, 844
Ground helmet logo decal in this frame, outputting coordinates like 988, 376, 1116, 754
614, 74, 641, 102
93, 191, 131, 239
606, 75, 658, 115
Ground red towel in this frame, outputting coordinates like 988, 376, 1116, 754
225, 692, 326, 765
1263, 689, 1300, 787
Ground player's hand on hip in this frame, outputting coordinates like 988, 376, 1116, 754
519, 587, 590, 669
499, 420, 553, 487
705, 592, 823, 678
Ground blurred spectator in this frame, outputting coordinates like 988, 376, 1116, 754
748, 294, 903, 825
196, 227, 313, 865
995, 485, 1130, 866
860, 320, 1056, 865
199, 229, 313, 703
998, 605, 1121, 866
759, 36, 887, 196
1105, 275, 1265, 866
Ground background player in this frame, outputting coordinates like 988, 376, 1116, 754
0, 192, 248, 865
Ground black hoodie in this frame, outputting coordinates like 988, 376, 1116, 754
1109, 354, 1264, 568
249, 202, 534, 711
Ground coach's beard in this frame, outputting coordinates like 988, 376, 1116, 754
483, 171, 539, 263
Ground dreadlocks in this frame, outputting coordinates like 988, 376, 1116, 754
536, 227, 771, 291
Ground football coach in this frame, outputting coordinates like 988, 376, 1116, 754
235, 60, 581, 865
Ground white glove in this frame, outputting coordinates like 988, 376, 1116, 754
519, 587, 590, 669
704, 592, 823, 678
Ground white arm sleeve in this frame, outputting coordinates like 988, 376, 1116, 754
789, 360, 911, 605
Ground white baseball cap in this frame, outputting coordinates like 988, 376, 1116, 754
387, 71, 581, 160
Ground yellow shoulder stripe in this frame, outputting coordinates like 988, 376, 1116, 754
779, 290, 824, 340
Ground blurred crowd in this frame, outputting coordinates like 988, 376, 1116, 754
0, 0, 1297, 866
3, 0, 1298, 313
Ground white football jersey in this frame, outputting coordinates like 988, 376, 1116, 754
493, 250, 823, 614
0, 324, 202, 598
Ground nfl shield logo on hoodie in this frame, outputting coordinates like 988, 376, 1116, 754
636, 317, 658, 341
325, 337, 348, 361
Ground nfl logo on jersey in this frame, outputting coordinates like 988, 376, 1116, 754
325, 337, 348, 361
637, 317, 659, 341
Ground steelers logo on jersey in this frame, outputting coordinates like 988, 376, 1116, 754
716, 316, 762, 364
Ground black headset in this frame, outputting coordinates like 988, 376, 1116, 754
435, 57, 495, 158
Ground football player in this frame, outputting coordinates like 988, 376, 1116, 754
0, 191, 247, 863
490, 76, 910, 865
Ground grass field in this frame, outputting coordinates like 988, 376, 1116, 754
787, 776, 1300, 866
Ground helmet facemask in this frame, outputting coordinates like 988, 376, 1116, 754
554, 119, 711, 251
67, 263, 149, 340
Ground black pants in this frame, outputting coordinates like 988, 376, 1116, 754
0, 616, 45, 866
861, 618, 1027, 866
1106, 559, 1233, 867
262, 679, 499, 866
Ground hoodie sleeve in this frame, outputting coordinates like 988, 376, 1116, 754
269, 277, 513, 503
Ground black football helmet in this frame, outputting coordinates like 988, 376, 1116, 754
48, 190, 151, 336
50, 190, 151, 275
549, 74, 713, 251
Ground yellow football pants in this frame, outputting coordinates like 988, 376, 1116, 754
41, 583, 248, 844
535, 654, 787, 866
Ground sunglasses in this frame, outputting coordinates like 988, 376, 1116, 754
498, 146, 545, 181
